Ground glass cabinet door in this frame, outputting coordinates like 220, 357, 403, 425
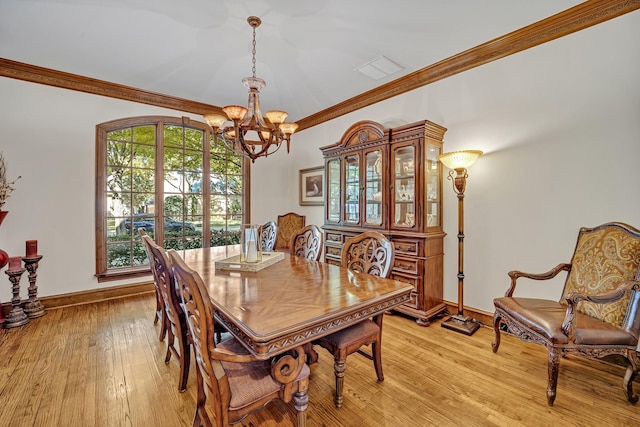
326, 158, 341, 224
425, 143, 441, 228
392, 145, 416, 229
344, 154, 360, 224
364, 149, 383, 226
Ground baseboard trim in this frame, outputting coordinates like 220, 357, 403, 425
1, 281, 154, 315
3, 292, 491, 322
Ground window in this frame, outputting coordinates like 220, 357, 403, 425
95, 116, 249, 280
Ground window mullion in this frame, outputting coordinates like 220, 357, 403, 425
155, 121, 165, 245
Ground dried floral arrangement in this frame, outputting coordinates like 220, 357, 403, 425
0, 152, 21, 211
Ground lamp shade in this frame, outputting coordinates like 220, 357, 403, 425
279, 122, 299, 135
265, 110, 288, 125
438, 150, 483, 170
203, 113, 228, 128
222, 105, 248, 121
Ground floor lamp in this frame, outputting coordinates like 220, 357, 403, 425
437, 150, 483, 336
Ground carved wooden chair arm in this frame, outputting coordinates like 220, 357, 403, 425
505, 263, 571, 297
561, 280, 640, 341
210, 347, 263, 364
271, 345, 306, 394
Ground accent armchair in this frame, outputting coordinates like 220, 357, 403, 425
493, 222, 640, 406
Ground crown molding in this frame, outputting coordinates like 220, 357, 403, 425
0, 58, 225, 116
1, 0, 638, 130
296, 0, 640, 131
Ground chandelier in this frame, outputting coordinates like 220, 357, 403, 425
203, 16, 298, 162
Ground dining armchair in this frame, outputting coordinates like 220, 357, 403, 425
493, 222, 640, 406
259, 220, 278, 252
290, 224, 323, 261
139, 229, 167, 342
168, 249, 310, 427
275, 212, 306, 251
141, 233, 191, 392
314, 231, 395, 408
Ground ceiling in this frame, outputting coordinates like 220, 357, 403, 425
1, 0, 584, 124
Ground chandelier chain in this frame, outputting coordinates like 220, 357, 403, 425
251, 25, 257, 78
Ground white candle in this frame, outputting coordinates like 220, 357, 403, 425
246, 240, 258, 262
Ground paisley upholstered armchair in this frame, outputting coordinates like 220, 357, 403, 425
493, 222, 640, 406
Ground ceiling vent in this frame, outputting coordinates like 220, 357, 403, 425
356, 55, 404, 80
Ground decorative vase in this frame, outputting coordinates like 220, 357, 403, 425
0, 211, 8, 269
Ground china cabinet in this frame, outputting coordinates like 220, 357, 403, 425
320, 120, 447, 325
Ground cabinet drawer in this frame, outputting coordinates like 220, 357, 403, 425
390, 273, 419, 292
393, 240, 420, 256
326, 232, 343, 243
406, 291, 419, 309
326, 246, 342, 257
325, 258, 342, 267
393, 258, 419, 275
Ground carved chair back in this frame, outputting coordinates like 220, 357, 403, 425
290, 224, 323, 261
139, 228, 167, 341
141, 232, 191, 391
168, 249, 228, 424
342, 231, 395, 278
258, 220, 278, 252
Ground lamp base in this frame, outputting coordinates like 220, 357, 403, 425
441, 313, 480, 336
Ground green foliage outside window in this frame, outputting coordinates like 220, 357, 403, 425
101, 119, 246, 274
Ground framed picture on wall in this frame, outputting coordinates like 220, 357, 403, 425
299, 166, 324, 206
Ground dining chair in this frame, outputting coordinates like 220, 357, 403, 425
139, 229, 167, 342
314, 231, 395, 408
275, 212, 306, 251
141, 233, 191, 392
258, 220, 278, 252
290, 224, 323, 261
167, 249, 310, 427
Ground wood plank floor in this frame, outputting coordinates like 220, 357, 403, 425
0, 293, 638, 426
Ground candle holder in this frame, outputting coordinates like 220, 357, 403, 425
4, 266, 29, 329
22, 255, 45, 318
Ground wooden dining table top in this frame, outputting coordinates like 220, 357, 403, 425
177, 245, 413, 359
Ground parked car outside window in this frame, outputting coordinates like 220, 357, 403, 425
122, 214, 196, 232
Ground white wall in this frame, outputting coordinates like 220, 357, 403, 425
0, 12, 638, 313
253, 12, 640, 313
0, 80, 200, 302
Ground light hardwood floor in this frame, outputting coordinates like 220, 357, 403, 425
0, 293, 637, 426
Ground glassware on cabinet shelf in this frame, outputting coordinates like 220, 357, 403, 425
426, 144, 441, 228
363, 149, 383, 226
327, 159, 340, 223
344, 154, 360, 223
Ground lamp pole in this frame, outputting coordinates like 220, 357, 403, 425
438, 150, 482, 336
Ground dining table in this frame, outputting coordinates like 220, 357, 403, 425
176, 245, 413, 360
